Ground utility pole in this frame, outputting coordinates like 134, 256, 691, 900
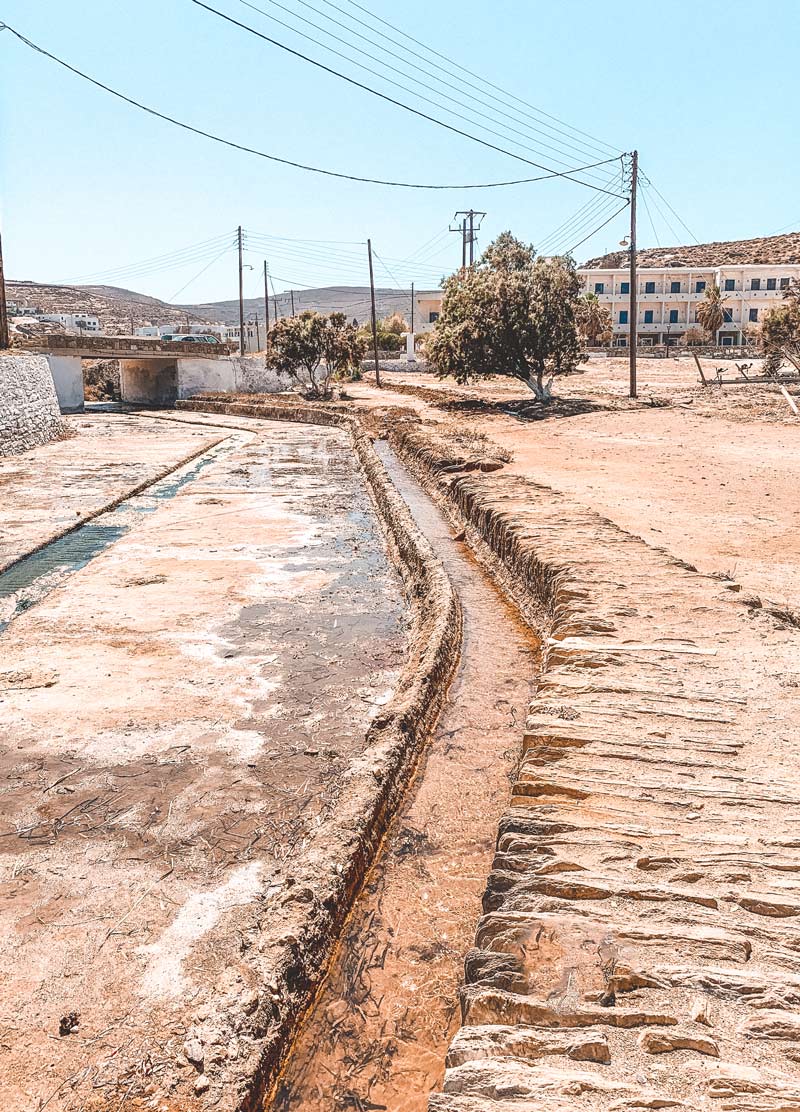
273, 294, 279, 323
628, 150, 638, 399
254, 315, 260, 351
410, 281, 415, 333
367, 238, 381, 388
290, 289, 296, 318
0, 227, 8, 350
237, 225, 245, 356
263, 260, 270, 335
451, 210, 486, 271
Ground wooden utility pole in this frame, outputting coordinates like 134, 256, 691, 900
273, 294, 279, 323
367, 238, 381, 388
290, 290, 296, 318
254, 316, 260, 351
0, 228, 8, 350
628, 150, 638, 399
237, 225, 245, 356
410, 281, 415, 333
263, 260, 270, 335
469, 210, 475, 265
461, 218, 467, 270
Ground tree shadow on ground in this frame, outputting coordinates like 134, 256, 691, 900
436, 395, 613, 421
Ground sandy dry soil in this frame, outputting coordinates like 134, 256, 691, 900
351, 355, 800, 610
0, 415, 405, 1111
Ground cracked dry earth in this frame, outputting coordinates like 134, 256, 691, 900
425, 470, 800, 1112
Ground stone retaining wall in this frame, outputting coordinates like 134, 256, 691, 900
0, 353, 66, 456
389, 424, 800, 1112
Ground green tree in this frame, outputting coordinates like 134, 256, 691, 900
761, 281, 800, 374
425, 232, 583, 402
575, 292, 613, 346
267, 311, 365, 398
695, 284, 727, 341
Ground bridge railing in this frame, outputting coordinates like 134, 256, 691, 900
20, 334, 236, 357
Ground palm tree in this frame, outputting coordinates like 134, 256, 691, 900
695, 284, 727, 341
576, 292, 613, 346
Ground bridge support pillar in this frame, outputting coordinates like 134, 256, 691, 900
46, 356, 84, 412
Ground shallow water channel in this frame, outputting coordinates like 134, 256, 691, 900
272, 443, 539, 1112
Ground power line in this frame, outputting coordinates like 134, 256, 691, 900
189, 1, 627, 197
234, 0, 619, 182
639, 172, 698, 243
318, 0, 619, 159
565, 201, 630, 256
0, 22, 617, 193
169, 244, 233, 301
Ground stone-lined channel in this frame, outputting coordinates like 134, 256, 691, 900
271, 441, 539, 1112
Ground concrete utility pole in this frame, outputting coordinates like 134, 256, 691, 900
237, 225, 245, 356
628, 150, 638, 399
461, 217, 467, 268
367, 238, 381, 388
0, 227, 8, 350
263, 260, 270, 335
290, 290, 296, 318
410, 281, 415, 333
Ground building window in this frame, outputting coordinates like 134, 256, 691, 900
767, 277, 777, 290
749, 308, 758, 322
723, 309, 733, 323
695, 280, 706, 292
620, 281, 629, 294
724, 279, 735, 291
780, 277, 790, 290
644, 281, 655, 294
644, 310, 654, 323
670, 281, 681, 293
619, 310, 628, 324
751, 278, 761, 290
594, 282, 604, 294
428, 311, 439, 323
669, 309, 679, 323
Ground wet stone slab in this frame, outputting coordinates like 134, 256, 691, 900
0, 417, 407, 1112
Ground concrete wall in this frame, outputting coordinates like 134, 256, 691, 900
47, 355, 84, 412
174, 355, 297, 398
0, 354, 66, 457
120, 360, 178, 405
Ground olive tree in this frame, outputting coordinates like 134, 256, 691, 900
425, 232, 583, 402
267, 311, 365, 398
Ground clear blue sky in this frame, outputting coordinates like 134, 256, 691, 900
2, 0, 798, 304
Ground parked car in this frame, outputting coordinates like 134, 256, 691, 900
165, 334, 221, 344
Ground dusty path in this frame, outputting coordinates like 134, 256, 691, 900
0, 415, 406, 1111
272, 442, 538, 1111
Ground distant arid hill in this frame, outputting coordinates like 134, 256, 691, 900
8, 279, 438, 334
583, 231, 800, 269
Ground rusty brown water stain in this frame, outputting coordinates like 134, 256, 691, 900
271, 443, 539, 1112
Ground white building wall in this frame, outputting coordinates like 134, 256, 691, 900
578, 264, 800, 345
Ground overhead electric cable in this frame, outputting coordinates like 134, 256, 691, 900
234, 0, 619, 179
0, 24, 621, 192
565, 201, 630, 256
320, 0, 619, 158
169, 244, 233, 301
639, 172, 698, 243
188, 2, 627, 197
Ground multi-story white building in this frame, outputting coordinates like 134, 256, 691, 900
577, 264, 800, 347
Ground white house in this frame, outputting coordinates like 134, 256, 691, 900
38, 312, 102, 334
577, 264, 800, 347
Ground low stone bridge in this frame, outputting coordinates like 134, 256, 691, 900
22, 334, 246, 411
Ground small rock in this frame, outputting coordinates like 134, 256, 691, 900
194, 1074, 210, 1094
184, 1039, 204, 1067
639, 1028, 719, 1057
690, 997, 713, 1026
478, 459, 504, 473
59, 1011, 80, 1037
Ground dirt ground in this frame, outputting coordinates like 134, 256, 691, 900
0, 415, 406, 1111
349, 355, 800, 610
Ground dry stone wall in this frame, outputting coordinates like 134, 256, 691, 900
390, 426, 800, 1112
0, 354, 65, 456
